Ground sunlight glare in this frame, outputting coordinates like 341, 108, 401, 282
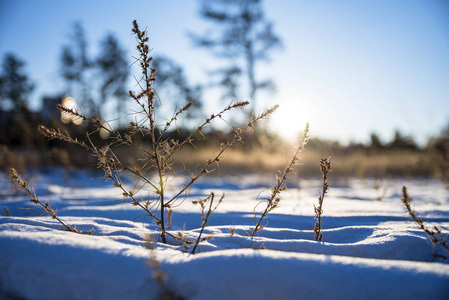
60, 96, 80, 124
268, 95, 317, 143
99, 122, 112, 140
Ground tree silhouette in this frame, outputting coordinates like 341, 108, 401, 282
59, 22, 94, 115
441, 121, 449, 140
388, 130, 418, 151
0, 53, 34, 111
96, 33, 129, 124
369, 132, 384, 152
213, 65, 241, 101
191, 0, 281, 114
153, 56, 203, 123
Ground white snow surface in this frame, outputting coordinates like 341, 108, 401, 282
1, 169, 449, 300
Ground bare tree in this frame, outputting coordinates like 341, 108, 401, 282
59, 22, 94, 115
0, 53, 34, 111
153, 56, 203, 124
96, 33, 129, 124
190, 0, 281, 114
388, 130, 418, 151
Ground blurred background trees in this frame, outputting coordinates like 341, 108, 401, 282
0, 53, 34, 112
59, 22, 94, 115
153, 56, 203, 125
0, 53, 36, 148
0, 10, 448, 181
96, 33, 129, 125
59, 22, 129, 124
190, 0, 282, 115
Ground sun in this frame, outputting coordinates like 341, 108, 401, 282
267, 96, 316, 143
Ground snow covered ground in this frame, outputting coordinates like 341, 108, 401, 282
1, 169, 448, 299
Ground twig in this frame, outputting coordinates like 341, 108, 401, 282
401, 186, 449, 259
313, 157, 331, 242
38, 20, 278, 245
10, 168, 88, 234
251, 123, 309, 237
191, 192, 224, 254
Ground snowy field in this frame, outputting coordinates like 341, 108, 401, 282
1, 169, 449, 300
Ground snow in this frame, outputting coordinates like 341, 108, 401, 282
1, 169, 449, 299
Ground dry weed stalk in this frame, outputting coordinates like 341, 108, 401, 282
252, 242, 266, 250
166, 208, 173, 230
373, 171, 387, 201
191, 192, 224, 254
401, 186, 449, 259
145, 236, 184, 300
373, 178, 387, 201
1, 145, 26, 197
39, 20, 276, 244
251, 124, 309, 237
176, 230, 192, 252
1, 145, 25, 174
227, 222, 236, 236
313, 157, 331, 242
9, 168, 88, 234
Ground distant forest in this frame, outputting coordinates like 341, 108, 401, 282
0, 2, 448, 180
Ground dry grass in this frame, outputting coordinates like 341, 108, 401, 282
2, 140, 446, 182
401, 186, 449, 260
251, 124, 309, 237
331, 151, 430, 178
10, 168, 90, 234
168, 147, 442, 180
313, 157, 331, 242
191, 192, 224, 254
171, 147, 289, 174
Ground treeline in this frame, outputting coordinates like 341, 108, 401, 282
302, 129, 449, 180
0, 0, 448, 179
0, 22, 202, 149
1, 0, 283, 124
1, 0, 284, 149
0, 24, 203, 124
305, 129, 449, 155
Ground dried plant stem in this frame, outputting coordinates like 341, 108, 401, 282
165, 105, 278, 208
401, 186, 449, 259
191, 192, 224, 254
131, 20, 170, 243
10, 168, 85, 234
163, 101, 252, 164
38, 20, 278, 245
313, 157, 331, 242
251, 123, 310, 237
145, 236, 184, 299
38, 127, 161, 222
155, 158, 167, 243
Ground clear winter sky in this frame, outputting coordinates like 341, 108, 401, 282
1, 0, 448, 145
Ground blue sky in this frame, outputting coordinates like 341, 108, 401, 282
1, 0, 448, 145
